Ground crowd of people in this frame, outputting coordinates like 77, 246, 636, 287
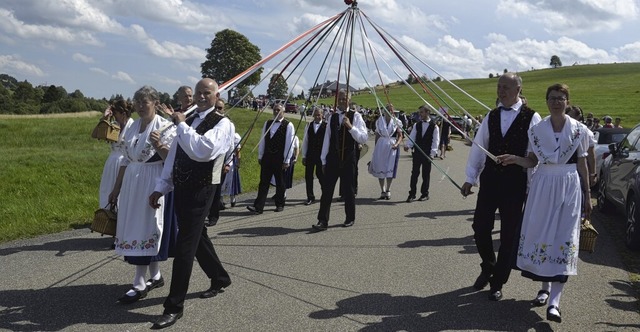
97, 72, 599, 328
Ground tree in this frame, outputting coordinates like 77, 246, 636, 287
69, 89, 84, 99
42, 85, 67, 103
503, 68, 508, 74
550, 55, 562, 68
489, 73, 494, 78
267, 74, 288, 100
201, 29, 263, 101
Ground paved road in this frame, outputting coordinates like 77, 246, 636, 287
1, 137, 638, 331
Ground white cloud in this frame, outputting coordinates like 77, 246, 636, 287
112, 71, 135, 84
72, 53, 94, 64
0, 8, 103, 46
0, 54, 45, 76
90, 67, 109, 76
614, 42, 640, 60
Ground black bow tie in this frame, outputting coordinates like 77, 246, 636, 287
500, 106, 514, 112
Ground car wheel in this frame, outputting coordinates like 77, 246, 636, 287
625, 195, 640, 251
597, 173, 613, 213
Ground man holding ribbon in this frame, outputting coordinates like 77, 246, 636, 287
460, 72, 541, 301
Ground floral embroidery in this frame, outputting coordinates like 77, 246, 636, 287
559, 128, 581, 160
115, 233, 159, 251
530, 124, 582, 164
518, 235, 579, 270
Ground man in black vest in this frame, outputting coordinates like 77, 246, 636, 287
461, 73, 541, 301
247, 103, 295, 214
148, 78, 232, 329
404, 105, 440, 202
313, 89, 368, 230
302, 106, 326, 205
206, 99, 235, 226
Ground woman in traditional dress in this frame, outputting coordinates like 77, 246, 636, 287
497, 83, 591, 323
109, 85, 177, 304
221, 132, 242, 207
368, 104, 403, 200
97, 99, 134, 208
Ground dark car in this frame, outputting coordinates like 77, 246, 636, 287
593, 127, 632, 178
597, 123, 640, 250
285, 102, 298, 113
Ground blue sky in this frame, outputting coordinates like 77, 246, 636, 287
0, 0, 638, 100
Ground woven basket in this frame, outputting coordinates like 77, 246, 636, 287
91, 204, 117, 236
91, 117, 120, 142
580, 218, 598, 253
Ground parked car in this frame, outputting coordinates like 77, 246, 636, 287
597, 123, 640, 250
593, 127, 631, 182
285, 102, 298, 113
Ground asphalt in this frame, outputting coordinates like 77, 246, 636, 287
1, 134, 639, 332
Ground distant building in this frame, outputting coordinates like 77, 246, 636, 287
308, 80, 356, 98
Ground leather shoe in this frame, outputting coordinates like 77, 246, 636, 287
117, 288, 147, 304
205, 217, 218, 227
546, 305, 562, 323
343, 220, 355, 227
488, 289, 503, 301
200, 280, 232, 299
336, 196, 344, 202
274, 206, 284, 212
406, 195, 415, 203
146, 277, 165, 291
151, 312, 183, 329
304, 198, 315, 205
246, 206, 263, 214
532, 290, 549, 307
473, 273, 490, 290
230, 197, 236, 207
312, 221, 328, 231
418, 194, 429, 201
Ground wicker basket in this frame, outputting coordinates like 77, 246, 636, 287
580, 218, 598, 253
91, 204, 117, 236
91, 117, 121, 142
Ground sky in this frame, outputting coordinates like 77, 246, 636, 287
1, 0, 639, 100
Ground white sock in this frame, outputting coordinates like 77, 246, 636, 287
537, 282, 551, 301
131, 265, 147, 292
549, 281, 565, 309
148, 261, 161, 281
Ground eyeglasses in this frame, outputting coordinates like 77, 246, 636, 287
547, 97, 567, 103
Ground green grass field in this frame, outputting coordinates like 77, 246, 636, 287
1, 62, 639, 243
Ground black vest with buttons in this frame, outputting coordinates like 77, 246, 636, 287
414, 121, 436, 161
173, 112, 224, 190
328, 111, 357, 164
264, 119, 289, 162
485, 105, 535, 174
305, 121, 326, 163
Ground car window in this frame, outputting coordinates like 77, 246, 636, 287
620, 127, 640, 152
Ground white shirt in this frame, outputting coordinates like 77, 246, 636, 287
257, 117, 295, 164
320, 109, 368, 165
465, 100, 542, 185
154, 106, 232, 194
405, 119, 440, 157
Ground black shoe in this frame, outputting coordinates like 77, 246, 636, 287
220, 203, 227, 211
146, 277, 165, 291
532, 290, 549, 307
488, 289, 503, 301
406, 195, 415, 203
151, 312, 183, 330
418, 194, 429, 201
547, 305, 562, 323
274, 206, 284, 212
336, 196, 344, 202
246, 206, 263, 214
117, 288, 147, 304
379, 192, 386, 200
473, 273, 491, 290
205, 217, 218, 227
312, 221, 328, 231
343, 220, 355, 227
304, 198, 315, 205
200, 280, 232, 299
230, 197, 236, 207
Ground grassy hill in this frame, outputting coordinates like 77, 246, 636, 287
342, 62, 640, 127
1, 62, 639, 243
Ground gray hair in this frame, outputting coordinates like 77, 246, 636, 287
133, 85, 160, 103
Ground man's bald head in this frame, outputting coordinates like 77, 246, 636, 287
195, 78, 220, 110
